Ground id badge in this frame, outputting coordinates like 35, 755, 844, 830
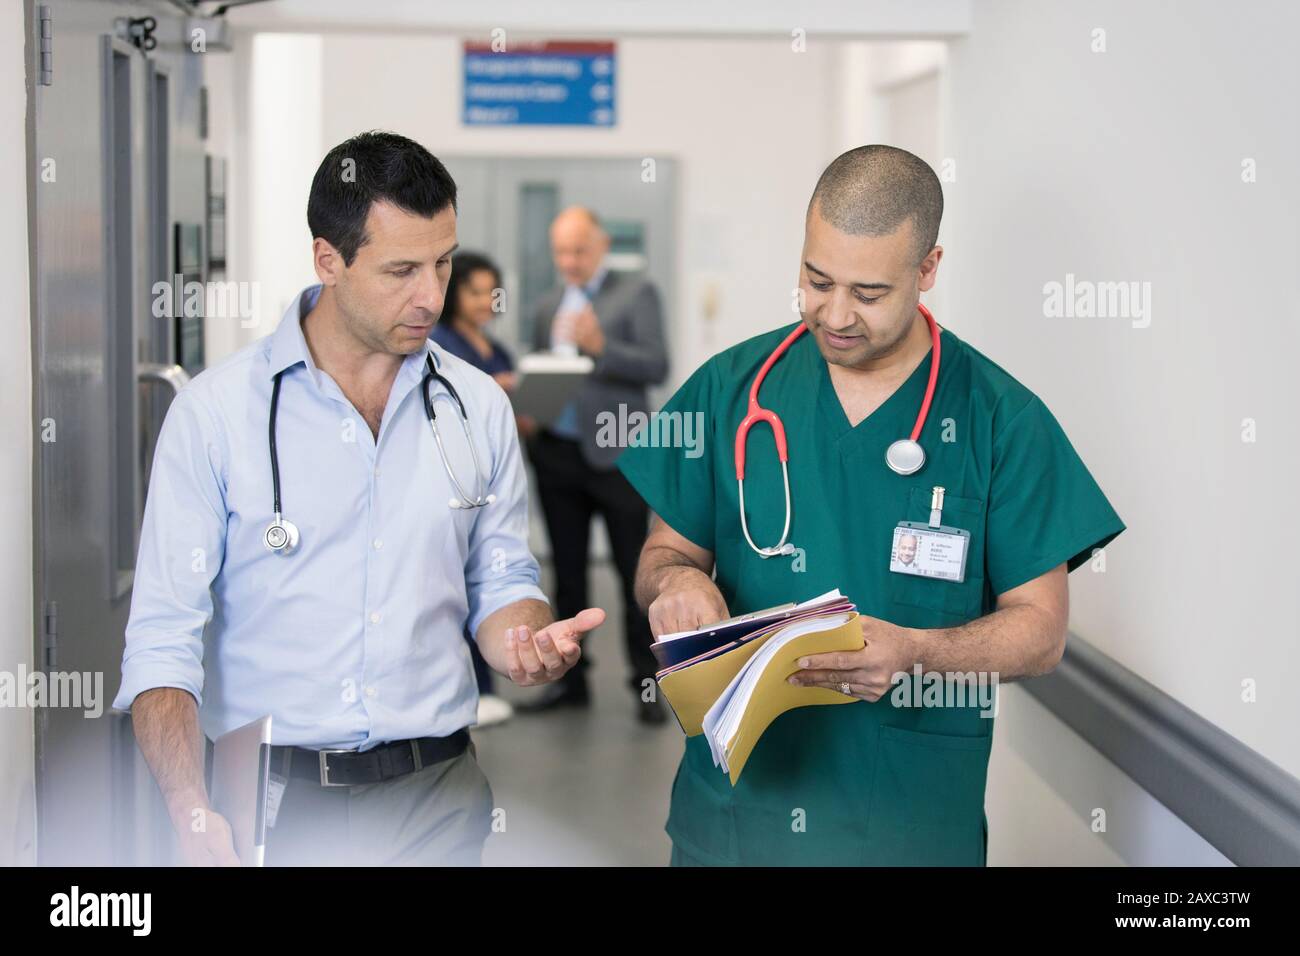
890, 521, 971, 583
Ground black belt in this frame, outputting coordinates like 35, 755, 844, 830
274, 729, 470, 788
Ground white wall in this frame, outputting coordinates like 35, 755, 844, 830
205, 32, 324, 354
1, 0, 37, 866
202, 38, 248, 362
944, 0, 1299, 864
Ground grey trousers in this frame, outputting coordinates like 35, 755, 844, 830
264, 741, 494, 866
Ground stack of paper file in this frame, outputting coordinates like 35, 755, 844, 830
653, 590, 863, 783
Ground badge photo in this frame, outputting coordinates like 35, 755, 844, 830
890, 522, 971, 583
889, 486, 970, 583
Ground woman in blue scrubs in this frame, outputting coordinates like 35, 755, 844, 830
433, 250, 516, 388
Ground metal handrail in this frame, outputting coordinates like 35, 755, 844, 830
1025, 634, 1300, 866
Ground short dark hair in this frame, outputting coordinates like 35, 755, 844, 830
438, 250, 503, 326
808, 145, 943, 265
307, 130, 458, 266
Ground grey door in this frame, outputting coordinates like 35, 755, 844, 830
30, 0, 193, 865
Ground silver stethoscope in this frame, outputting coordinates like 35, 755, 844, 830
263, 354, 495, 555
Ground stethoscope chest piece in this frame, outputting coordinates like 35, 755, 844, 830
885, 438, 926, 476
264, 515, 300, 554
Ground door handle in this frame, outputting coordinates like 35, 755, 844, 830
138, 362, 190, 393
136, 363, 190, 510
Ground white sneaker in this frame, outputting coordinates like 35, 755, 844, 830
476, 694, 514, 728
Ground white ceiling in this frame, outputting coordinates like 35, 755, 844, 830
222, 0, 972, 39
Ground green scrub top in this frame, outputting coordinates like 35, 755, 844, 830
617, 321, 1125, 867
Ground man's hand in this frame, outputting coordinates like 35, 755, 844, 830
788, 613, 916, 702
131, 688, 240, 866
504, 607, 605, 686
168, 794, 241, 867
647, 567, 730, 638
571, 305, 606, 357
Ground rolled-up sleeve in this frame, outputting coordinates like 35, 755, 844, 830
463, 388, 548, 639
112, 389, 227, 712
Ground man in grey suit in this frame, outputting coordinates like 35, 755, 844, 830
521, 206, 669, 722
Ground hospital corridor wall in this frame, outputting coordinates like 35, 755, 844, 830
943, 0, 1299, 865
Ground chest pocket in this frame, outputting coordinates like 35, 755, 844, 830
888, 486, 986, 622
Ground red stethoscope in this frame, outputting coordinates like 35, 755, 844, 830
735, 303, 941, 558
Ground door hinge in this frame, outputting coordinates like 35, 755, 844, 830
42, 600, 57, 668
37, 6, 53, 86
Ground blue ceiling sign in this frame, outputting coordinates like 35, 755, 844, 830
463, 40, 617, 127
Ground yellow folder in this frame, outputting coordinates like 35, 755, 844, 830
657, 613, 864, 783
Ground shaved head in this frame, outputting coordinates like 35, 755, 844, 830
808, 145, 943, 265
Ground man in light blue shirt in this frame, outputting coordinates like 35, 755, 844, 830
115, 131, 604, 867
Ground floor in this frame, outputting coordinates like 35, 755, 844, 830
474, 560, 684, 866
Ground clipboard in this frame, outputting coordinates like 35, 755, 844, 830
510, 351, 593, 425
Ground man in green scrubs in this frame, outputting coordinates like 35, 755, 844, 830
617, 145, 1125, 866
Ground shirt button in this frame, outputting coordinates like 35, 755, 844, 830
372, 538, 383, 550
374, 467, 381, 477
369, 612, 381, 625
365, 686, 377, 698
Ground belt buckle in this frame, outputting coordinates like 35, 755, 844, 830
317, 748, 355, 787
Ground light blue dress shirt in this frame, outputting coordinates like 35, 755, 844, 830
113, 284, 547, 750
549, 266, 608, 439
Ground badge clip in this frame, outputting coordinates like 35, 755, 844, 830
929, 486, 945, 528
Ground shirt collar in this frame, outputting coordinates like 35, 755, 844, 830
267, 284, 321, 380
570, 264, 608, 298
267, 284, 438, 386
